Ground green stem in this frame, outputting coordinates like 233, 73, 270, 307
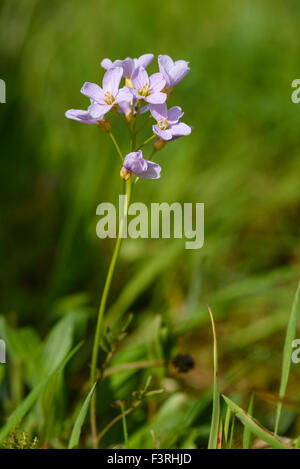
90, 178, 132, 448
120, 401, 129, 449
137, 134, 156, 150
108, 131, 124, 161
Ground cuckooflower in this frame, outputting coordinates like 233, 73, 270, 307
150, 103, 192, 141
121, 150, 161, 179
158, 55, 190, 89
130, 67, 166, 104
101, 54, 154, 79
80, 67, 132, 118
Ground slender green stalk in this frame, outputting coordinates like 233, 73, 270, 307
120, 401, 129, 449
90, 178, 132, 448
108, 131, 124, 161
274, 280, 300, 435
207, 305, 220, 449
243, 393, 254, 449
137, 134, 156, 150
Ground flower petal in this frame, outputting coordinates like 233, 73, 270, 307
149, 72, 166, 93
167, 106, 183, 123
131, 66, 149, 90
153, 125, 172, 140
89, 102, 112, 117
101, 58, 113, 70
123, 150, 161, 179
102, 67, 123, 96
116, 86, 133, 103
81, 82, 105, 103
65, 108, 100, 124
169, 60, 190, 86
149, 103, 168, 122
146, 92, 166, 104
140, 160, 161, 179
170, 122, 192, 138
158, 55, 174, 73
121, 58, 135, 78
136, 53, 154, 69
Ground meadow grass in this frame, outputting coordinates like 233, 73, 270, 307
0, 0, 300, 449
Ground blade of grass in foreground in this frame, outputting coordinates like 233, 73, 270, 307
243, 393, 254, 449
68, 382, 97, 449
120, 401, 129, 449
207, 305, 220, 449
223, 395, 287, 449
224, 406, 231, 446
0, 342, 83, 445
275, 280, 300, 435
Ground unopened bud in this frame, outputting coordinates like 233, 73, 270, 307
97, 119, 111, 132
120, 167, 132, 181
153, 138, 166, 151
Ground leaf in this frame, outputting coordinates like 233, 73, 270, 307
223, 395, 287, 449
207, 306, 220, 449
275, 281, 300, 434
68, 382, 97, 449
243, 393, 254, 449
0, 342, 82, 445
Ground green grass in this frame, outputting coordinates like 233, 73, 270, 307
0, 0, 300, 449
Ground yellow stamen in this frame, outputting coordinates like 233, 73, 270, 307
158, 117, 168, 130
104, 91, 115, 105
138, 82, 150, 97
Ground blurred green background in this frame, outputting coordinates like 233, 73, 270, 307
0, 0, 300, 448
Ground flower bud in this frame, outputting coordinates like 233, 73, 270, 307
153, 138, 166, 151
97, 119, 111, 132
120, 167, 132, 181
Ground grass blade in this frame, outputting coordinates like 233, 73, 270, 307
275, 280, 300, 434
68, 382, 97, 449
120, 401, 129, 449
243, 393, 254, 449
0, 342, 82, 445
224, 406, 231, 446
207, 305, 220, 449
229, 414, 235, 449
223, 395, 287, 449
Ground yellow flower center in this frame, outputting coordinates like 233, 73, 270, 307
138, 83, 150, 97
158, 117, 168, 130
104, 91, 115, 105
125, 77, 134, 88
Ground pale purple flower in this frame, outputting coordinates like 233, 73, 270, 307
158, 55, 190, 89
101, 54, 154, 79
80, 67, 132, 118
130, 67, 166, 104
150, 103, 192, 141
123, 150, 161, 179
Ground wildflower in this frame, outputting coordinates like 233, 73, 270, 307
150, 103, 192, 141
80, 67, 132, 118
158, 55, 190, 90
130, 67, 166, 104
122, 150, 161, 179
172, 354, 195, 373
101, 54, 154, 80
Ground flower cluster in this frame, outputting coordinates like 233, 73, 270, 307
66, 54, 192, 180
